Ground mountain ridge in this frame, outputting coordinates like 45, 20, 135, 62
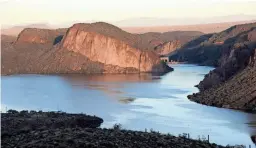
2, 22, 177, 75
169, 22, 256, 111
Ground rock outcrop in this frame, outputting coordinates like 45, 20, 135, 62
61, 24, 162, 72
58, 22, 203, 51
2, 22, 176, 75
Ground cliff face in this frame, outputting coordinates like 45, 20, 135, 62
63, 22, 203, 51
2, 22, 174, 75
61, 24, 164, 72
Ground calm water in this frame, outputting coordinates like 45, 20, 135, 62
2, 64, 256, 146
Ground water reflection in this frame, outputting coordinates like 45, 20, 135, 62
1, 64, 256, 146
59, 73, 162, 83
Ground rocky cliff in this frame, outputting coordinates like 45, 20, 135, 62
60, 22, 203, 52
61, 24, 163, 72
2, 22, 175, 75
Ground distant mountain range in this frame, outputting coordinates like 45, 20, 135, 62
2, 15, 256, 36
114, 15, 256, 27
1, 24, 52, 36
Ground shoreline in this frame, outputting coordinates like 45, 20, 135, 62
2, 110, 239, 148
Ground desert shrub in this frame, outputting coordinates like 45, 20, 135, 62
113, 124, 122, 130
7, 109, 18, 114
30, 110, 37, 114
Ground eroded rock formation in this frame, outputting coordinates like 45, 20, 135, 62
61, 25, 161, 72
2, 22, 176, 75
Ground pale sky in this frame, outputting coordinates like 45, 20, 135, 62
1, 0, 256, 26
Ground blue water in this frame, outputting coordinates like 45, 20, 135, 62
1, 64, 256, 146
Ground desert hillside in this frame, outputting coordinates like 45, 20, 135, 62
169, 22, 256, 111
2, 22, 178, 75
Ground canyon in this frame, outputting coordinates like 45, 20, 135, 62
2, 21, 256, 111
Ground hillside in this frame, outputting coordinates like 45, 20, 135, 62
2, 110, 229, 148
2, 22, 176, 75
170, 22, 256, 111
64, 22, 203, 52
170, 22, 256, 66
188, 53, 256, 111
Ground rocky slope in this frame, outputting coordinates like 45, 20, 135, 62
169, 23, 256, 66
2, 22, 177, 75
2, 110, 234, 148
16, 28, 67, 46
170, 22, 256, 88
170, 22, 256, 111
154, 40, 182, 56
188, 57, 256, 111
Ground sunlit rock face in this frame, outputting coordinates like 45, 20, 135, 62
2, 22, 173, 75
61, 23, 170, 73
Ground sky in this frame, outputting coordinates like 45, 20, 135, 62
1, 0, 256, 26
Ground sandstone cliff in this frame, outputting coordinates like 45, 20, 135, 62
61, 24, 167, 72
2, 22, 175, 75
60, 22, 203, 51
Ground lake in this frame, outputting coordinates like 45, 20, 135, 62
2, 64, 256, 146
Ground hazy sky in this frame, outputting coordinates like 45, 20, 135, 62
1, 0, 256, 26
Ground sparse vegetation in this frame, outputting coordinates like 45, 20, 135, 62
1, 109, 238, 148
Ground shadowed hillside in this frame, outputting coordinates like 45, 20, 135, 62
171, 22, 256, 111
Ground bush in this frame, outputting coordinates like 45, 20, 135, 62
20, 110, 29, 114
113, 124, 122, 130
30, 110, 37, 114
7, 109, 18, 114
